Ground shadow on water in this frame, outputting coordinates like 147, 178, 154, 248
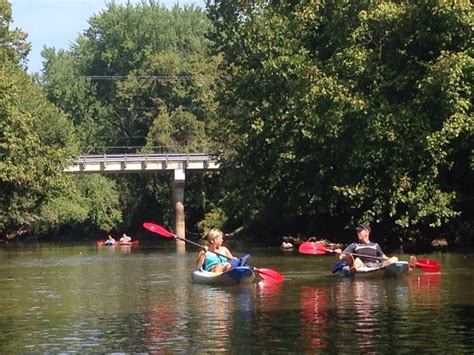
0, 243, 473, 352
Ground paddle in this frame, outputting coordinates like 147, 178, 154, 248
412, 258, 441, 272
143, 222, 284, 283
299, 241, 441, 272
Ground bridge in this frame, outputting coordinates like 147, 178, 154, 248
64, 152, 220, 174
64, 151, 220, 248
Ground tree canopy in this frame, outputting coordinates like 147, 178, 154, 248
1, 0, 472, 246
1, 1, 122, 240
40, 0, 222, 235
208, 0, 473, 241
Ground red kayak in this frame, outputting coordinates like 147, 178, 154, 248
96, 240, 139, 246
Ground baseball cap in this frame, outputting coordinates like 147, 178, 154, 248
355, 223, 371, 233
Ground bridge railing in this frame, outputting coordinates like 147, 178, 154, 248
65, 151, 220, 174
79, 145, 213, 155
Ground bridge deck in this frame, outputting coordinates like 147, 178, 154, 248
64, 153, 220, 174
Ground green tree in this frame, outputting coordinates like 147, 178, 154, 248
208, 0, 473, 241
67, 0, 220, 150
0, 63, 80, 239
41, 1, 222, 233
1, 1, 123, 240
0, 0, 30, 68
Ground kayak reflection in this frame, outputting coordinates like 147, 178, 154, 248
193, 286, 237, 352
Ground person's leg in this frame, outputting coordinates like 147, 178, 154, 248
408, 255, 417, 271
212, 263, 224, 273
211, 263, 231, 273
352, 257, 364, 270
382, 256, 398, 267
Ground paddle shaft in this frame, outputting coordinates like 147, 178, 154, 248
325, 248, 386, 261
171, 233, 234, 262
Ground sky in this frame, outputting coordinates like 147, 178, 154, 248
10, 0, 204, 74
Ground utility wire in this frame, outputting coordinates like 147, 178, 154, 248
45, 75, 199, 81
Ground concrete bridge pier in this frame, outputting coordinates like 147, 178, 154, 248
172, 169, 186, 252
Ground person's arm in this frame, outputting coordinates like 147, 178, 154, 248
196, 246, 208, 268
335, 243, 355, 260
376, 244, 389, 260
223, 247, 234, 260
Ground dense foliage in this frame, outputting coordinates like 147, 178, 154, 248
208, 0, 473, 243
1, 0, 472, 246
40, 0, 222, 234
0, 1, 122, 240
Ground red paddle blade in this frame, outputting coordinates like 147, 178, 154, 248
298, 242, 329, 255
416, 259, 441, 272
143, 222, 175, 238
255, 268, 285, 283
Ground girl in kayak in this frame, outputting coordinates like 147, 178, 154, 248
104, 235, 116, 246
196, 229, 236, 273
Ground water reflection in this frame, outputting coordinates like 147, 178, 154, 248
300, 286, 328, 349
96, 245, 135, 255
332, 278, 411, 352
257, 281, 283, 312
0, 245, 471, 353
192, 286, 235, 351
145, 304, 177, 353
253, 281, 284, 346
408, 273, 441, 308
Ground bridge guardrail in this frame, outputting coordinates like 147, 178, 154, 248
65, 152, 220, 174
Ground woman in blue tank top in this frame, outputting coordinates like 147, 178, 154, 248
196, 229, 236, 273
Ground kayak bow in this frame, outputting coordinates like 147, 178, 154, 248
191, 266, 256, 286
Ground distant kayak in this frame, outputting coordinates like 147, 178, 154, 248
339, 261, 409, 278
191, 266, 256, 286
96, 240, 139, 247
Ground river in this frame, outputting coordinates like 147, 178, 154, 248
0, 241, 473, 353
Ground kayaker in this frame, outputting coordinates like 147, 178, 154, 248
120, 233, 132, 243
196, 228, 236, 273
334, 223, 398, 271
104, 235, 116, 246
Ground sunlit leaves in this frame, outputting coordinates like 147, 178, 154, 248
209, 0, 473, 237
0, 64, 79, 237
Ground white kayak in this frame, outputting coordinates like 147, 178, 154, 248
191, 266, 256, 286
340, 261, 409, 278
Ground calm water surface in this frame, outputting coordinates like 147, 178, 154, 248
0, 242, 473, 353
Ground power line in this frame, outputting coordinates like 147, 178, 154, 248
59, 104, 205, 110
45, 75, 200, 81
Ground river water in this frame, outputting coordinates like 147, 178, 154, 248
0, 242, 473, 353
